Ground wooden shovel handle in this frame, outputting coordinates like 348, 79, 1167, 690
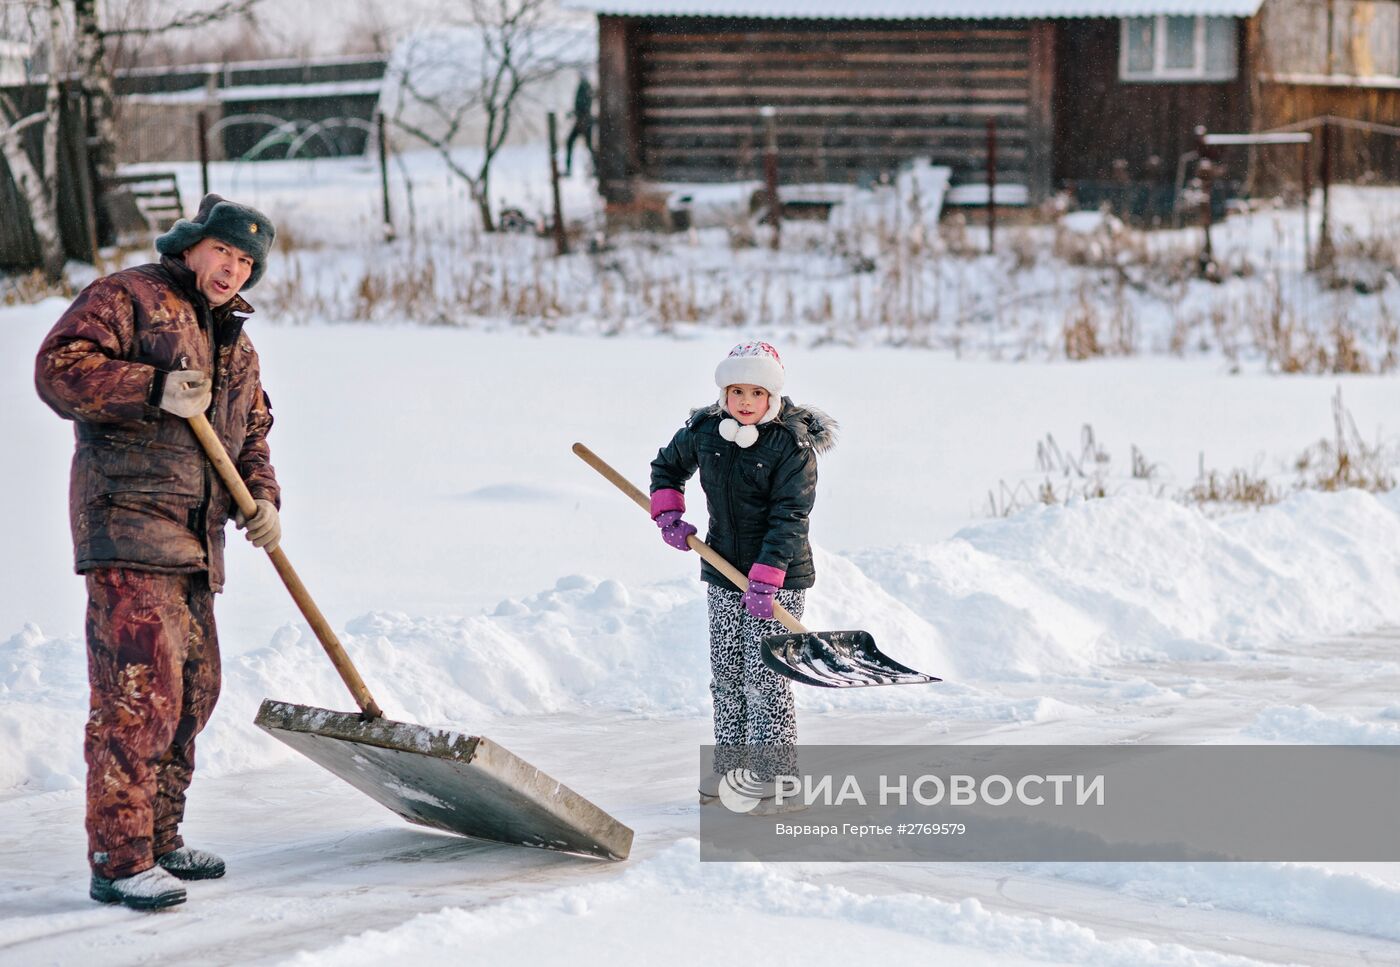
571, 442, 808, 635
188, 414, 383, 719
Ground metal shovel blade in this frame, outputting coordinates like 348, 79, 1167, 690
761, 630, 942, 688
255, 700, 633, 861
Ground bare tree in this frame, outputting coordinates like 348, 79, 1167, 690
344, 0, 397, 56
99, 0, 266, 70
70, 0, 117, 189
0, 89, 65, 280
101, 0, 263, 39
385, 0, 585, 231
0, 0, 266, 277
69, 0, 263, 208
42, 0, 62, 211
0, 0, 65, 280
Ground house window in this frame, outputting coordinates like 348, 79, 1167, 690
1120, 16, 1239, 81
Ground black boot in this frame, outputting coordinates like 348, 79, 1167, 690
90, 867, 187, 910
157, 846, 226, 880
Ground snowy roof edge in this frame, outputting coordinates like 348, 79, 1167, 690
563, 1, 1264, 19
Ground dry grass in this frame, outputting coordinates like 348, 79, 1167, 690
1181, 465, 1282, 509
987, 391, 1395, 518
1293, 387, 1397, 493
1319, 224, 1398, 296
1050, 211, 1150, 270
1181, 388, 1394, 510
988, 424, 1119, 515
0, 269, 73, 306
245, 203, 1400, 372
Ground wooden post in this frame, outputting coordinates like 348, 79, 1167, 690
377, 111, 394, 241
1198, 157, 1215, 273
1317, 118, 1334, 268
73, 92, 100, 266
761, 105, 780, 250
1301, 136, 1311, 270
547, 111, 569, 256
1193, 126, 1212, 275
197, 110, 209, 198
986, 117, 997, 254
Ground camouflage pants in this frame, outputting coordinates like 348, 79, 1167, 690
708, 585, 804, 782
84, 568, 221, 879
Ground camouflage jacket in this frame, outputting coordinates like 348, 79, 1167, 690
650, 399, 837, 592
35, 256, 279, 592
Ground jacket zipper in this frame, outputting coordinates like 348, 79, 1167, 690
721, 443, 740, 588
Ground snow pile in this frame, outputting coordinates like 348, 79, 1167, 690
0, 624, 86, 792
278, 839, 1269, 967
1243, 704, 1400, 745
853, 489, 1400, 679
1020, 860, 1400, 943
9, 490, 1400, 792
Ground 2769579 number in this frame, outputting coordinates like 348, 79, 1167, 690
899, 823, 966, 835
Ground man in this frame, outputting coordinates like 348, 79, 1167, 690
564, 73, 595, 177
35, 194, 281, 911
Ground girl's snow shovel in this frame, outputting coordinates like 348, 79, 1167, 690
185, 415, 633, 861
573, 442, 940, 688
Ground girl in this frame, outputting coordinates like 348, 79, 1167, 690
649, 341, 837, 802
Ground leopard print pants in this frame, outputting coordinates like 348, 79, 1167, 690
707, 584, 805, 782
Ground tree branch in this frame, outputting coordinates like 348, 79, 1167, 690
0, 109, 46, 143
103, 0, 262, 38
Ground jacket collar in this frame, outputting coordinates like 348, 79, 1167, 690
688, 398, 840, 455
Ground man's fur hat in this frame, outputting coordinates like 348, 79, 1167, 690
155, 193, 276, 289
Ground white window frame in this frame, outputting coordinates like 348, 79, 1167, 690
1119, 15, 1239, 83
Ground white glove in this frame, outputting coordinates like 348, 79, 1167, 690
234, 498, 281, 551
159, 370, 212, 418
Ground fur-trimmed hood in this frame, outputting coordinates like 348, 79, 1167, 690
689, 398, 839, 455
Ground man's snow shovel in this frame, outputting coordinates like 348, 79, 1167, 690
186, 415, 633, 861
572, 442, 940, 688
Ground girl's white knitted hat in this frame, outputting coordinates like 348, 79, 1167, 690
715, 341, 784, 447
714, 341, 785, 397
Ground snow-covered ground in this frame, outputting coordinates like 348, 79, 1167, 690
4, 305, 1400, 964
4, 151, 1400, 965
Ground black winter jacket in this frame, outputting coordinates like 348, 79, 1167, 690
650, 398, 837, 592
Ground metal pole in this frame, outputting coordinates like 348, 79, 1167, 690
986, 117, 997, 254
547, 111, 569, 256
761, 105, 780, 251
197, 111, 209, 198
377, 111, 394, 242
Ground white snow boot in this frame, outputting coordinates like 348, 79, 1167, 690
157, 846, 226, 880
90, 866, 187, 910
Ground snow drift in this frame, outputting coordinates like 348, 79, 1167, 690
7, 489, 1400, 794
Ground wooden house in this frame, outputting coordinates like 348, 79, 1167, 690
572, 0, 1400, 214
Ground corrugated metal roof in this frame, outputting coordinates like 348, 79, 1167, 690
566, 0, 1263, 18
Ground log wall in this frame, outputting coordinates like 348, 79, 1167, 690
599, 16, 1049, 200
